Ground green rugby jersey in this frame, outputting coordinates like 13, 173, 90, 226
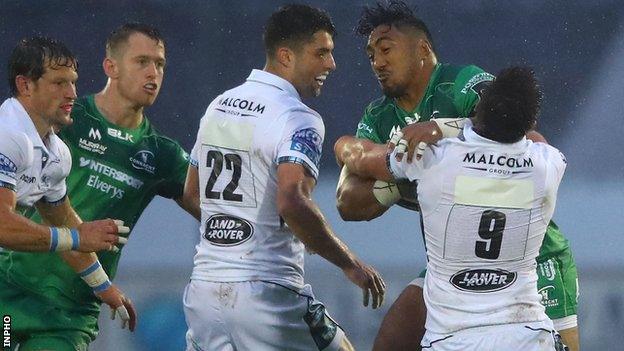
0, 94, 189, 310
356, 63, 570, 257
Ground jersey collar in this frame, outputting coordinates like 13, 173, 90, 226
246, 69, 301, 101
4, 97, 46, 149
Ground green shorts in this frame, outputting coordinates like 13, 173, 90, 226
0, 275, 98, 351
536, 248, 579, 321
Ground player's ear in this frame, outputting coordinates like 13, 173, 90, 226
14, 75, 33, 97
102, 57, 119, 79
416, 38, 433, 59
275, 47, 295, 69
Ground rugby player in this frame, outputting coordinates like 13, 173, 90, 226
0, 24, 197, 350
336, 65, 567, 351
335, 2, 579, 350
183, 5, 384, 350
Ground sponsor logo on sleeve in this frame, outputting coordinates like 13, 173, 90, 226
460, 72, 495, 95
204, 214, 254, 246
538, 285, 560, 308
357, 122, 373, 134
129, 150, 156, 174
290, 128, 322, 168
450, 268, 517, 292
0, 152, 17, 180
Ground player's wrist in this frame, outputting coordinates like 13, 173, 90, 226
78, 260, 112, 293
433, 118, 466, 138
49, 227, 80, 252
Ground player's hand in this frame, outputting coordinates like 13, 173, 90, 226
77, 219, 129, 253
388, 121, 443, 162
96, 284, 137, 332
343, 259, 386, 309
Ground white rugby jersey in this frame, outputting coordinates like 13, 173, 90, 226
189, 70, 324, 290
389, 120, 566, 334
0, 98, 71, 208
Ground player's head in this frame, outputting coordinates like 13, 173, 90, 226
474, 67, 542, 143
104, 22, 165, 108
263, 4, 337, 98
356, 1, 436, 98
8, 37, 78, 128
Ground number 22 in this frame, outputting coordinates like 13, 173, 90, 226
204, 150, 243, 202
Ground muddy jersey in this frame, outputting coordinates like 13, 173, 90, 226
357, 63, 570, 258
388, 121, 567, 333
189, 69, 324, 290
0, 94, 189, 310
0, 98, 71, 209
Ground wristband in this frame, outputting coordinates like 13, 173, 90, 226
49, 227, 80, 252
433, 118, 466, 138
79, 261, 112, 292
372, 180, 401, 207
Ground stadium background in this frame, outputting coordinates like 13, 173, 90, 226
1, 0, 623, 349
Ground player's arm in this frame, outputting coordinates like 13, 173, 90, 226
36, 198, 137, 331
335, 116, 395, 221
277, 162, 385, 308
335, 136, 394, 182
179, 164, 200, 221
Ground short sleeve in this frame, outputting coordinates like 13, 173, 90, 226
388, 149, 426, 182
276, 109, 324, 180
355, 104, 383, 143
41, 137, 71, 204
453, 66, 495, 117
542, 144, 567, 222
157, 142, 191, 199
0, 130, 32, 191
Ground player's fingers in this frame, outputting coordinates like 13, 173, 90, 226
362, 287, 370, 307
123, 297, 137, 332
395, 139, 408, 162
117, 236, 128, 245
116, 305, 130, 329
415, 141, 427, 161
110, 245, 119, 253
387, 131, 403, 151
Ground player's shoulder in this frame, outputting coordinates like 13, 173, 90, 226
530, 141, 566, 164
0, 129, 34, 170
363, 95, 394, 120
437, 63, 493, 83
70, 95, 101, 123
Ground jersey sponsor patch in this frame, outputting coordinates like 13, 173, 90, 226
0, 152, 18, 180
204, 214, 254, 246
450, 268, 517, 292
290, 128, 322, 168
129, 150, 156, 174
460, 72, 495, 94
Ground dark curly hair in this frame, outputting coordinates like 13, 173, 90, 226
356, 1, 434, 52
8, 37, 77, 96
264, 4, 336, 56
475, 67, 543, 143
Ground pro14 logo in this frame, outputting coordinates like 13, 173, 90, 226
108, 128, 134, 143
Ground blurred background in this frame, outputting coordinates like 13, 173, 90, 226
1, 0, 623, 350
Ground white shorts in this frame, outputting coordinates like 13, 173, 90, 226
421, 322, 559, 351
183, 280, 346, 351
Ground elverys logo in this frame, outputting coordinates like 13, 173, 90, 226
450, 268, 517, 293
204, 214, 253, 246
129, 150, 156, 174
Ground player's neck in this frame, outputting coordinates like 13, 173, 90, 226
395, 61, 436, 112
94, 88, 144, 129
